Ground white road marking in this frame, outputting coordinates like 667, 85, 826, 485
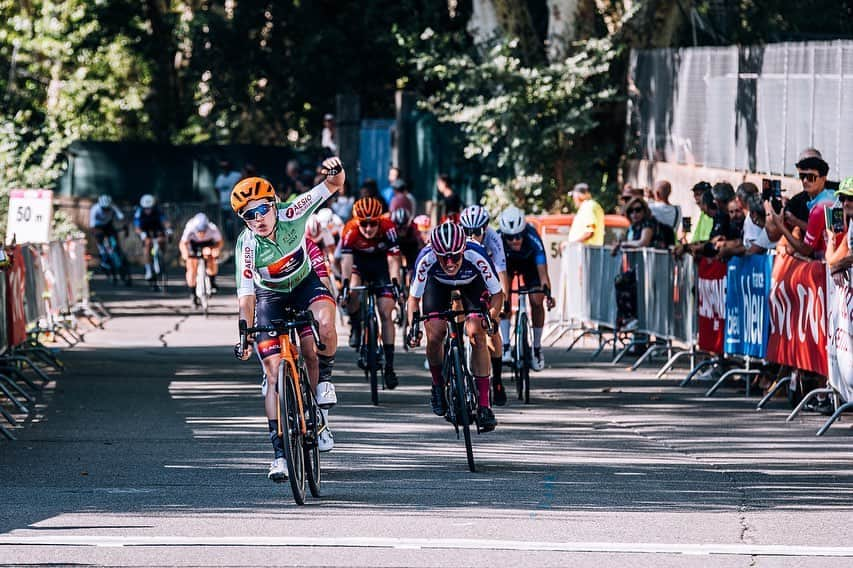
1, 535, 852, 557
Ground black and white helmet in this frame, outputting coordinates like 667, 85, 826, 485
498, 205, 526, 235
459, 205, 490, 230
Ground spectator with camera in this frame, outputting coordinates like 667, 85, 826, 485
768, 148, 837, 260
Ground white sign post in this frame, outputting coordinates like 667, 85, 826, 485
5, 189, 54, 245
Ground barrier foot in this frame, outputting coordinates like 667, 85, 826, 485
630, 343, 670, 371
1, 403, 19, 426
611, 342, 633, 365
567, 328, 600, 353
756, 375, 792, 410
681, 358, 716, 387
0, 423, 15, 440
0, 377, 31, 412
705, 369, 759, 398
13, 347, 63, 373
816, 402, 853, 436
656, 350, 696, 379
786, 388, 835, 423
546, 324, 576, 347
3, 356, 51, 386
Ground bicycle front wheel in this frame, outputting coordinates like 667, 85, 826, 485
450, 343, 475, 473
519, 313, 531, 404
367, 312, 379, 405
278, 362, 306, 505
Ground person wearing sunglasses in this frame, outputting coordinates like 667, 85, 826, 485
232, 158, 345, 482
390, 207, 424, 289
768, 148, 838, 260
460, 204, 510, 406
406, 222, 504, 431
497, 206, 555, 371
339, 196, 403, 388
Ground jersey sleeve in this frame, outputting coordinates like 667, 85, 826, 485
306, 238, 329, 278
207, 223, 223, 243
409, 247, 435, 298
133, 208, 142, 229
528, 227, 547, 265
803, 204, 826, 250
89, 207, 99, 228
383, 220, 401, 255
179, 222, 194, 244
484, 229, 507, 272
278, 181, 333, 223
112, 206, 125, 222
235, 231, 256, 298
340, 223, 357, 254
464, 246, 502, 295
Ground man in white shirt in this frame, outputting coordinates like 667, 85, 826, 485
648, 180, 681, 233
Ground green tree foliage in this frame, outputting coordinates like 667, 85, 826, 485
401, 29, 618, 214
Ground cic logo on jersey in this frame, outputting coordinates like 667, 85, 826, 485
476, 259, 493, 281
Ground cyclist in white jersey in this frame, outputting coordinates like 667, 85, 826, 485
459, 205, 510, 405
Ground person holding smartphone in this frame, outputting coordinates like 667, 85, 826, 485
826, 177, 853, 280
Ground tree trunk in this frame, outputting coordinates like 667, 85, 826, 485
143, 0, 179, 143
491, 0, 545, 66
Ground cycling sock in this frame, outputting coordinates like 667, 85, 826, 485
268, 420, 285, 459
499, 318, 510, 342
383, 345, 394, 368
475, 376, 491, 408
318, 354, 334, 382
491, 357, 503, 384
533, 327, 543, 349
429, 364, 443, 386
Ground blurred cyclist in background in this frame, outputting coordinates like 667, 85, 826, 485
179, 213, 224, 303
90, 194, 127, 271
133, 194, 172, 285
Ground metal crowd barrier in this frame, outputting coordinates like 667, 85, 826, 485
0, 238, 93, 440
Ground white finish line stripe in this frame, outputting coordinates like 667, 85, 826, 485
1, 536, 853, 557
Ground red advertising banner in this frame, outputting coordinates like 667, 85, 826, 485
697, 257, 727, 354
767, 255, 828, 376
5, 245, 28, 347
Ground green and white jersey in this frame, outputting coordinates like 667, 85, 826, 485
235, 182, 332, 297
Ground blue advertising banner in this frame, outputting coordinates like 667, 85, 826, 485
724, 255, 773, 358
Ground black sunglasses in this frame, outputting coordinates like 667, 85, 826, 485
437, 252, 463, 263
240, 202, 274, 221
463, 227, 484, 237
627, 207, 644, 214
359, 219, 379, 228
799, 172, 819, 182
507, 234, 524, 241
838, 194, 853, 202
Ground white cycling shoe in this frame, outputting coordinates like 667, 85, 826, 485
316, 381, 337, 408
268, 458, 288, 482
531, 350, 545, 371
501, 347, 513, 364
318, 428, 335, 452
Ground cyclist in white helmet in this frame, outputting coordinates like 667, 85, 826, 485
90, 194, 126, 270
460, 204, 510, 405
179, 212, 224, 301
498, 205, 555, 371
133, 194, 172, 284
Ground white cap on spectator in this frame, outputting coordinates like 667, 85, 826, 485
572, 182, 590, 196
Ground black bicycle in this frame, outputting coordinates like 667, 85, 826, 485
508, 286, 543, 404
239, 310, 327, 505
408, 292, 494, 473
349, 282, 390, 405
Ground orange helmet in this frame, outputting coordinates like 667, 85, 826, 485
352, 196, 383, 220
231, 177, 276, 213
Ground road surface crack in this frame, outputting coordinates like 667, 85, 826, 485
158, 315, 189, 348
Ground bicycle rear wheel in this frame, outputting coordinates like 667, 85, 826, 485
367, 311, 379, 405
301, 365, 322, 498
278, 362, 306, 505
450, 343, 475, 473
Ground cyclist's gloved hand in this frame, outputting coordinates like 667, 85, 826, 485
406, 314, 422, 348
543, 286, 555, 310
233, 340, 253, 361
338, 278, 350, 307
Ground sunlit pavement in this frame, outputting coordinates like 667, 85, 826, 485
2, 272, 853, 567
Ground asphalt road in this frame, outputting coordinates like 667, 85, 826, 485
2, 274, 853, 567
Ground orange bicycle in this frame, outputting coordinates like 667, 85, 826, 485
239, 310, 326, 505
